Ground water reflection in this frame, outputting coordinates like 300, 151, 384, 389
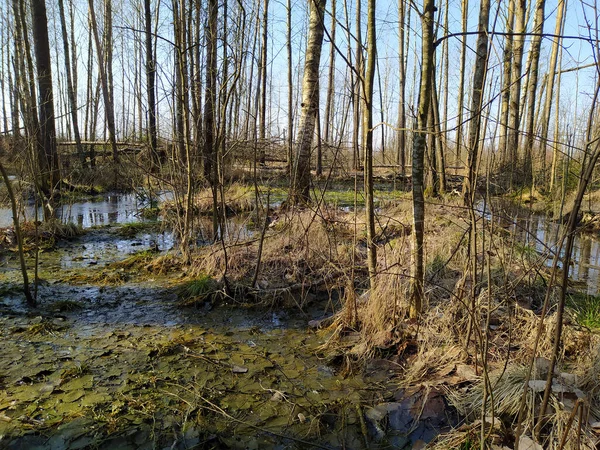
480, 199, 600, 295
0, 192, 171, 228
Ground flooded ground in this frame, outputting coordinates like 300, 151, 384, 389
3, 193, 599, 449
480, 199, 600, 295
0, 194, 440, 449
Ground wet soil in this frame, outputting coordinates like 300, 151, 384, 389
0, 208, 403, 449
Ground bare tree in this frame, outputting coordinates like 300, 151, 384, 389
409, 0, 435, 318
31, 0, 61, 201
88, 0, 119, 162
541, 0, 566, 189
507, 0, 526, 180
364, 0, 377, 287
288, 0, 327, 206
57, 0, 84, 165
463, 0, 491, 199
522, 0, 546, 184
144, 0, 160, 170
498, 0, 515, 163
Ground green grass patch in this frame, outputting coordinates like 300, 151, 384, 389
176, 274, 219, 305
568, 292, 600, 330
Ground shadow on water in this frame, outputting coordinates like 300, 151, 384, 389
479, 198, 600, 295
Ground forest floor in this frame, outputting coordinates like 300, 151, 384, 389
0, 176, 599, 449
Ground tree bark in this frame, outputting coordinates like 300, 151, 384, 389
541, 0, 566, 190
144, 0, 160, 169
58, 0, 84, 166
88, 0, 119, 162
364, 0, 377, 287
286, 0, 294, 175
409, 0, 435, 318
463, 0, 491, 199
522, 0, 546, 185
288, 0, 327, 206
498, 0, 515, 163
507, 0, 526, 180
455, 0, 469, 170
258, 0, 269, 164
31, 0, 61, 200
397, 0, 407, 175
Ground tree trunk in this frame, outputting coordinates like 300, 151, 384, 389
364, 0, 377, 287
144, 0, 160, 169
88, 0, 119, 162
397, 0, 406, 175
498, 0, 515, 164
286, 0, 294, 175
522, 0, 546, 185
409, 0, 435, 318
463, 0, 491, 199
288, 0, 327, 206
324, 0, 336, 149
31, 0, 61, 201
258, 0, 268, 164
541, 0, 566, 190
507, 0, 526, 181
58, 0, 84, 166
455, 0, 469, 170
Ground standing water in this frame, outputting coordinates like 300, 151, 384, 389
0, 192, 155, 228
480, 199, 600, 295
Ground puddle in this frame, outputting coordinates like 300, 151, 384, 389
57, 230, 174, 269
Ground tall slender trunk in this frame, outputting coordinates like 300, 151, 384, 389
258, 0, 269, 164
522, 0, 546, 185
288, 0, 327, 205
88, 0, 119, 162
353, 0, 363, 171
286, 0, 293, 175
455, 0, 469, 170
498, 0, 515, 162
323, 0, 336, 168
397, 0, 406, 175
463, 0, 491, 199
409, 0, 435, 318
542, 0, 566, 190
204, 0, 218, 187
31, 0, 61, 201
144, 0, 159, 169
364, 0, 377, 287
58, 0, 84, 165
507, 0, 526, 180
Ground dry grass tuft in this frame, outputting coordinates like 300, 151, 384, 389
193, 183, 255, 215
191, 209, 355, 297
443, 364, 598, 449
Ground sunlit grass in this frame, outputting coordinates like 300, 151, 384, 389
568, 292, 600, 330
